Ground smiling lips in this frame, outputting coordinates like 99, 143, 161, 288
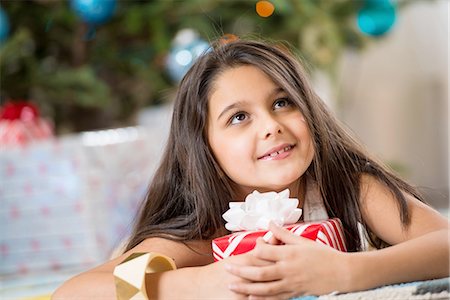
258, 144, 295, 160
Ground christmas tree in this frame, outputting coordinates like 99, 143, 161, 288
0, 0, 404, 133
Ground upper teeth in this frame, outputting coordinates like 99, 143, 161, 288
269, 145, 292, 157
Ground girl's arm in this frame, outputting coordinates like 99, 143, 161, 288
53, 238, 212, 299
225, 174, 449, 297
346, 174, 449, 290
52, 236, 268, 299
52, 237, 214, 299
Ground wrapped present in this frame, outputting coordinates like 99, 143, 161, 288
212, 218, 347, 261
213, 190, 347, 261
0, 126, 161, 278
222, 189, 302, 232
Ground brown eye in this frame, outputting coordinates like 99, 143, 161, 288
230, 112, 247, 125
273, 98, 290, 109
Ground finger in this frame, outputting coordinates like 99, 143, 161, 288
256, 237, 279, 248
249, 291, 298, 300
225, 263, 282, 282
260, 233, 281, 245
248, 255, 274, 266
229, 279, 288, 297
229, 251, 271, 266
234, 293, 250, 300
251, 242, 284, 261
256, 237, 267, 246
268, 222, 309, 245
252, 239, 279, 263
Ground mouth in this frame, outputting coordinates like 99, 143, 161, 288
258, 144, 295, 160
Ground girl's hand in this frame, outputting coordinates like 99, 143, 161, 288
197, 251, 274, 299
225, 222, 350, 299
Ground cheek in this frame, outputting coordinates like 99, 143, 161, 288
303, 132, 315, 162
210, 133, 251, 172
293, 121, 314, 157
208, 130, 229, 162
221, 135, 247, 160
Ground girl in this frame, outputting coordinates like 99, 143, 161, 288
53, 38, 449, 299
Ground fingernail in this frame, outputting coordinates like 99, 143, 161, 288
263, 232, 272, 242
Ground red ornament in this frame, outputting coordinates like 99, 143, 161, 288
0, 101, 53, 146
0, 101, 39, 121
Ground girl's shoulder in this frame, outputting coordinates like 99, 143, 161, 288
139, 237, 214, 267
358, 173, 448, 246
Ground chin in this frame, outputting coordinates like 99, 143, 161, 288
260, 182, 296, 193
267, 176, 303, 192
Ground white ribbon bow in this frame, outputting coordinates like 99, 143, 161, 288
223, 189, 302, 231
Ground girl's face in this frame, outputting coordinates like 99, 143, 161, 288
207, 65, 314, 199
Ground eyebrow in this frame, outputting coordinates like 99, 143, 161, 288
217, 101, 246, 121
216, 87, 285, 121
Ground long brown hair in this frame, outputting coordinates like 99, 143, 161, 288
125, 39, 424, 252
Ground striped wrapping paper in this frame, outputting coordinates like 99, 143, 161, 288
212, 218, 347, 261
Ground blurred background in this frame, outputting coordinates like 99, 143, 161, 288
0, 0, 448, 298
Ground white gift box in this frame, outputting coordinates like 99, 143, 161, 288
0, 126, 163, 279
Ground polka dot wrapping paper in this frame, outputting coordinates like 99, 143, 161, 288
0, 127, 161, 280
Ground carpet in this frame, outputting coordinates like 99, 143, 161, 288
295, 277, 450, 300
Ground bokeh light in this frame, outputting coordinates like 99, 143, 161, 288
357, 0, 396, 37
166, 29, 210, 82
256, 1, 275, 18
0, 6, 10, 43
70, 0, 116, 25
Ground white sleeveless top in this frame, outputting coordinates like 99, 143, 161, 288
303, 180, 370, 251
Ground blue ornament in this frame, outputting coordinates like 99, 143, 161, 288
0, 6, 10, 43
357, 0, 396, 37
71, 0, 116, 25
166, 29, 210, 82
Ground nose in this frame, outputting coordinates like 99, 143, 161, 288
259, 114, 283, 139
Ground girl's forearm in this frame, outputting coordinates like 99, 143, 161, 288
344, 229, 449, 292
53, 238, 214, 299
52, 271, 117, 299
52, 267, 202, 299
146, 267, 202, 298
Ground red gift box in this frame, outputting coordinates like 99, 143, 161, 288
212, 218, 347, 261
